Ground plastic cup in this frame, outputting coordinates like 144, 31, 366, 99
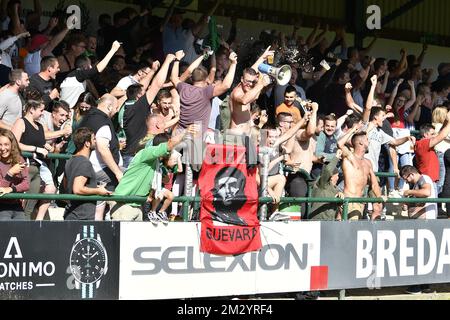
320, 60, 331, 71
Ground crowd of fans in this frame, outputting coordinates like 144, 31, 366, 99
0, 0, 449, 225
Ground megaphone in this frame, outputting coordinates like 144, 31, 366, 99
258, 64, 292, 86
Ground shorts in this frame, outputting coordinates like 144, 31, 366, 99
39, 162, 54, 186
108, 201, 142, 221
347, 202, 365, 221
155, 188, 170, 201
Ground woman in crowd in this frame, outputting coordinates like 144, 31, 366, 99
11, 100, 56, 220
72, 92, 97, 131
432, 106, 450, 194
65, 92, 98, 155
0, 129, 30, 220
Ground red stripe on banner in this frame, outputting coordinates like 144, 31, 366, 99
310, 266, 329, 291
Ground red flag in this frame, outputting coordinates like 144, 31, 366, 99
199, 144, 261, 255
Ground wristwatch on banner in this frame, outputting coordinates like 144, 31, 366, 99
70, 225, 108, 299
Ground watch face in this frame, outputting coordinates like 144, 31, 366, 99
70, 238, 107, 284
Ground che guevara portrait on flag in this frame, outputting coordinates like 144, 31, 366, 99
210, 166, 248, 226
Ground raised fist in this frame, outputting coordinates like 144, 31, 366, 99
370, 75, 378, 86
175, 50, 185, 61
229, 51, 238, 64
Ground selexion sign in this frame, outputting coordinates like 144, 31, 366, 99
132, 243, 310, 275
119, 222, 321, 300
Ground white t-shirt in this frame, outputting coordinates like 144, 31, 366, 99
39, 111, 54, 131
208, 97, 222, 130
60, 76, 86, 108
0, 88, 22, 126
0, 36, 18, 68
412, 175, 437, 220
392, 128, 414, 155
90, 125, 123, 172
116, 75, 138, 91
364, 126, 394, 172
24, 50, 42, 76
39, 111, 59, 145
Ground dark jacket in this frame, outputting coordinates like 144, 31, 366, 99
78, 108, 121, 165
309, 157, 340, 220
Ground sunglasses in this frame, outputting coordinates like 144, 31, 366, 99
243, 79, 257, 85
402, 173, 413, 180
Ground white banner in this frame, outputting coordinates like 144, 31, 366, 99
119, 222, 321, 300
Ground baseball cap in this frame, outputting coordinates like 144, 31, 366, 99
29, 34, 49, 52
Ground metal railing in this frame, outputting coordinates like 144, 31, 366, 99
7, 193, 447, 222
22, 152, 72, 160
17, 151, 404, 222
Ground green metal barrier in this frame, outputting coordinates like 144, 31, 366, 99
22, 152, 399, 178
15, 151, 406, 222
22, 152, 72, 160
7, 193, 447, 222
375, 172, 397, 178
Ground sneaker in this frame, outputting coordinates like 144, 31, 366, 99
156, 211, 169, 225
389, 190, 402, 205
147, 211, 159, 225
421, 284, 434, 294
269, 212, 291, 222
294, 291, 320, 300
405, 285, 422, 295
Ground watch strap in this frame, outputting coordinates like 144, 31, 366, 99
81, 283, 94, 299
80, 225, 96, 299
82, 225, 95, 239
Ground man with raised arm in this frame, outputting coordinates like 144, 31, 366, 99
171, 49, 237, 135
338, 126, 385, 220
119, 54, 175, 167
228, 47, 274, 135
111, 125, 198, 221
283, 101, 319, 219
262, 110, 312, 206
60, 40, 123, 108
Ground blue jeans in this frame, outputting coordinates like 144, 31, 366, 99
437, 151, 445, 195
0, 204, 25, 220
387, 147, 414, 192
397, 153, 415, 190
122, 155, 134, 170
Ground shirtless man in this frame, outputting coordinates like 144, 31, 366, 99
263, 111, 312, 205
282, 102, 318, 219
152, 88, 180, 132
229, 47, 274, 135
338, 126, 386, 220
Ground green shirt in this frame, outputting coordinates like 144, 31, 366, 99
114, 143, 169, 206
